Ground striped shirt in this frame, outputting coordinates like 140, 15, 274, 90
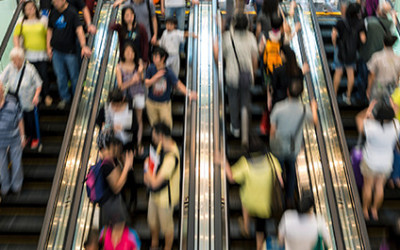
0, 96, 22, 147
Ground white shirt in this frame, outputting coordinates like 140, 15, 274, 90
279, 210, 331, 250
363, 119, 399, 174
159, 29, 185, 56
164, 0, 185, 8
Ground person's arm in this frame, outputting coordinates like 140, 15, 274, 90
145, 69, 166, 87
18, 119, 26, 148
83, 6, 96, 34
310, 99, 318, 126
32, 87, 42, 106
76, 26, 92, 58
161, 0, 165, 16
331, 27, 338, 47
225, 160, 235, 183
113, 0, 127, 7
366, 71, 375, 100
106, 151, 134, 194
115, 65, 126, 90
151, 15, 158, 45
46, 28, 53, 60
359, 30, 366, 44
213, 39, 218, 64
270, 124, 276, 138
13, 35, 21, 48
176, 80, 197, 101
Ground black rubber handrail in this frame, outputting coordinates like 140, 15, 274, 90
294, 6, 345, 249
0, 2, 23, 60
37, 0, 104, 248
63, 7, 118, 249
308, 0, 371, 248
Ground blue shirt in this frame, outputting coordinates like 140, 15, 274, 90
146, 64, 178, 102
0, 96, 23, 147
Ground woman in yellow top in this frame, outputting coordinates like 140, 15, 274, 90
225, 136, 283, 250
13, 0, 51, 106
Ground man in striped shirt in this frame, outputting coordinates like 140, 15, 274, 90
0, 83, 25, 199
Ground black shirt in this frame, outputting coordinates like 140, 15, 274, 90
49, 5, 82, 53
67, 0, 85, 12
271, 64, 303, 106
100, 158, 116, 203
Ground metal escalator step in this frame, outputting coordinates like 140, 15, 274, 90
21, 142, 61, 157
0, 216, 43, 234
228, 185, 241, 211
1, 188, 50, 207
23, 163, 56, 181
0, 244, 37, 250
0, 207, 45, 216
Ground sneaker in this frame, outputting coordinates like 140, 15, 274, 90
342, 93, 351, 105
57, 100, 67, 110
230, 123, 240, 138
44, 95, 53, 107
31, 139, 39, 149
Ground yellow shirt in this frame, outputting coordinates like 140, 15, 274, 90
231, 154, 282, 218
150, 143, 180, 208
14, 17, 47, 52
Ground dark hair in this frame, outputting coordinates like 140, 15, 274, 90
97, 129, 122, 150
345, 3, 361, 25
384, 34, 398, 47
270, 13, 283, 30
152, 46, 169, 62
23, 0, 40, 20
153, 122, 172, 137
244, 134, 267, 157
108, 89, 126, 103
261, 0, 279, 17
374, 102, 395, 124
234, 14, 248, 31
281, 45, 302, 77
121, 6, 136, 39
297, 195, 315, 214
165, 17, 177, 25
120, 41, 139, 69
288, 77, 304, 98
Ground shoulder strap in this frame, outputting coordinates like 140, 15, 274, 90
376, 17, 389, 34
230, 30, 241, 70
294, 104, 306, 136
146, 0, 154, 37
15, 62, 26, 96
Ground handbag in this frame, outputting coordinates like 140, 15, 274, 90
350, 133, 364, 190
312, 232, 328, 250
266, 152, 284, 219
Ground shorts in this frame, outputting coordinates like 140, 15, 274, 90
147, 197, 174, 235
132, 93, 145, 109
333, 47, 356, 70
146, 99, 173, 129
255, 217, 267, 234
360, 160, 391, 179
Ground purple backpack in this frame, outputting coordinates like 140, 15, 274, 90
85, 159, 108, 204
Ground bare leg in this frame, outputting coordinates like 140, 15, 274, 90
371, 176, 386, 220
346, 67, 355, 101
135, 108, 143, 154
242, 206, 250, 236
362, 175, 374, 220
256, 232, 265, 250
164, 230, 174, 250
150, 228, 159, 248
333, 68, 343, 94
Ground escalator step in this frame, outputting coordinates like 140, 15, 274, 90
0, 216, 43, 234
1, 188, 51, 207
23, 164, 56, 181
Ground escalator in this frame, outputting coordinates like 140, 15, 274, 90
0, 1, 106, 249
315, 0, 400, 247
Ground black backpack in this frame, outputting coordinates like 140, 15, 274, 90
338, 21, 359, 64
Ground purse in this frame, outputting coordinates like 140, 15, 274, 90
350, 133, 364, 190
266, 152, 284, 219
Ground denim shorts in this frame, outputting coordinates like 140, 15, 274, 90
332, 47, 356, 70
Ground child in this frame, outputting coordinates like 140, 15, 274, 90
116, 41, 145, 154
158, 17, 196, 77
145, 46, 197, 129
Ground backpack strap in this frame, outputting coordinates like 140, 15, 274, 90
229, 30, 241, 71
290, 104, 306, 152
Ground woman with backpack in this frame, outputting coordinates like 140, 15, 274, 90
96, 129, 133, 226
332, 3, 366, 105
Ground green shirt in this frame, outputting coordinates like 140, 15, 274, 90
231, 154, 282, 218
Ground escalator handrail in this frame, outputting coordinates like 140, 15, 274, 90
384, 0, 400, 36
63, 7, 118, 249
37, 0, 104, 248
0, 1, 23, 60
307, 1, 371, 248
179, 2, 198, 249
294, 6, 346, 249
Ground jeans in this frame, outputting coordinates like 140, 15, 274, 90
0, 139, 23, 195
31, 61, 49, 98
278, 155, 297, 201
23, 110, 37, 140
165, 6, 185, 31
52, 50, 80, 102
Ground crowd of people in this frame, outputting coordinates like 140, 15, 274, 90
1, 0, 399, 248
